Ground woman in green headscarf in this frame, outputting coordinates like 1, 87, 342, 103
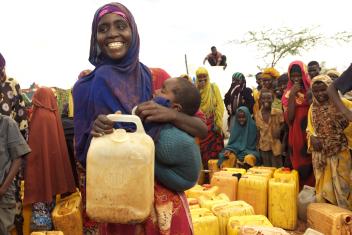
218, 106, 260, 169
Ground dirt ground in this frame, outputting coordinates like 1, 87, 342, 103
285, 220, 307, 235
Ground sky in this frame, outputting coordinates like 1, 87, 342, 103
0, 0, 352, 91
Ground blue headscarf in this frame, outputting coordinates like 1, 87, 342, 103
73, 2, 152, 166
218, 106, 259, 165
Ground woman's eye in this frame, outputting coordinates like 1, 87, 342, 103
116, 21, 127, 30
98, 24, 109, 33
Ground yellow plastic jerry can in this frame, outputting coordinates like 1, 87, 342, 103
86, 114, 155, 224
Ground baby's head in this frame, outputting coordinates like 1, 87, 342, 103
156, 77, 201, 116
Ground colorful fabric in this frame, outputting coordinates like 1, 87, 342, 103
73, 2, 152, 166
30, 202, 55, 231
0, 53, 5, 69
199, 115, 224, 168
224, 72, 254, 116
150, 68, 171, 92
255, 108, 284, 156
272, 98, 282, 111
282, 61, 311, 108
97, 4, 128, 22
310, 75, 349, 158
261, 67, 280, 80
218, 106, 259, 165
0, 76, 28, 131
99, 181, 193, 235
24, 87, 76, 205
282, 61, 314, 188
196, 67, 224, 131
307, 98, 352, 209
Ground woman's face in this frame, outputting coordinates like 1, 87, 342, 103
236, 110, 247, 126
197, 74, 207, 89
97, 13, 132, 61
312, 81, 329, 103
262, 78, 273, 90
290, 71, 303, 85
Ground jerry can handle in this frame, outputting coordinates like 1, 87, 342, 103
106, 114, 146, 133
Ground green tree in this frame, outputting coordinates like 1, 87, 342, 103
231, 26, 352, 68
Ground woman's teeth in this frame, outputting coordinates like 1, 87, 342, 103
108, 42, 124, 49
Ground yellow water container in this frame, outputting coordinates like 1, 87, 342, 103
30, 232, 64, 235
52, 191, 83, 235
210, 173, 238, 200
211, 201, 255, 235
268, 178, 297, 230
227, 215, 273, 235
190, 208, 220, 235
185, 184, 219, 199
238, 226, 289, 235
247, 167, 275, 179
274, 167, 299, 195
238, 176, 268, 215
251, 166, 277, 174
245, 169, 273, 179
86, 114, 155, 223
222, 168, 247, 175
308, 203, 352, 235
198, 193, 230, 210
187, 198, 200, 209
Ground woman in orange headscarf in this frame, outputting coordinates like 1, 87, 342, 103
24, 87, 75, 231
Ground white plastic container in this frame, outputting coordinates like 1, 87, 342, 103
86, 114, 155, 223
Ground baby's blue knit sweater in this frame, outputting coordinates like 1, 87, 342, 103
155, 124, 201, 192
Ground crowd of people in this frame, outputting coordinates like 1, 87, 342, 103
0, 2, 352, 235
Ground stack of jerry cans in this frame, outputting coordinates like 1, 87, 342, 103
211, 201, 254, 235
210, 172, 238, 201
185, 184, 219, 199
227, 215, 273, 235
198, 193, 230, 210
273, 167, 299, 195
308, 203, 352, 235
237, 175, 268, 215
268, 178, 297, 230
190, 208, 220, 235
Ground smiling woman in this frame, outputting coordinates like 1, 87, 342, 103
96, 11, 132, 61
73, 2, 202, 235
